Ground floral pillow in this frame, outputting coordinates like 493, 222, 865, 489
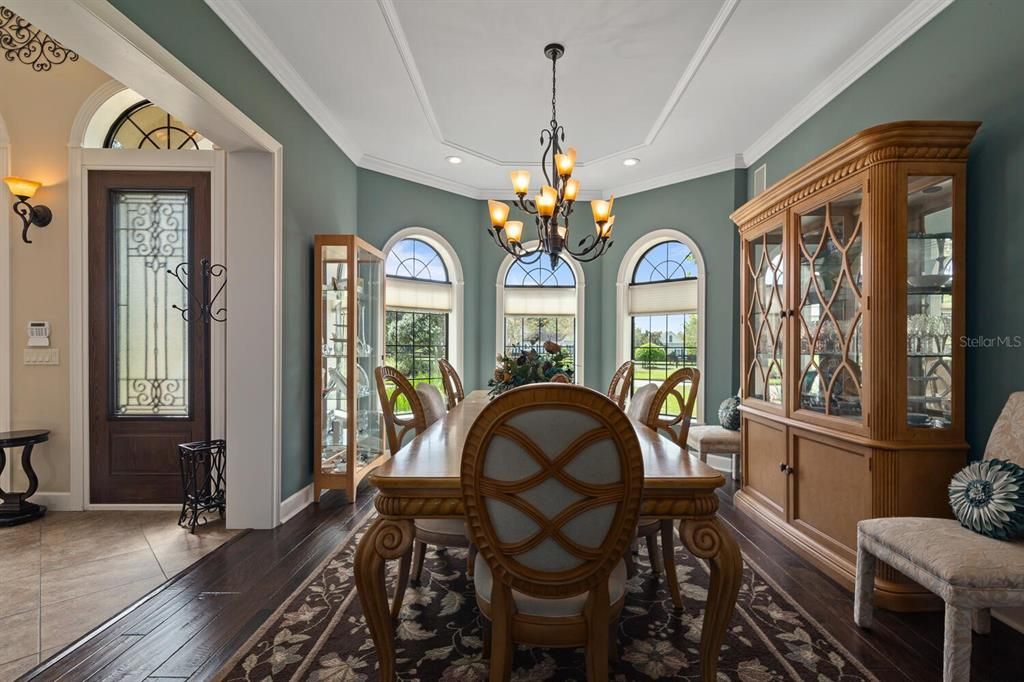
948, 459, 1024, 539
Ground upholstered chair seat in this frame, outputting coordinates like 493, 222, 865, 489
474, 556, 628, 618
416, 383, 448, 426
855, 391, 1024, 682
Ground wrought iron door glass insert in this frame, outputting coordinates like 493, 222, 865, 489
0, 7, 78, 71
113, 191, 190, 416
177, 439, 225, 533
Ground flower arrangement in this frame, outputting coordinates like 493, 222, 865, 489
488, 340, 574, 396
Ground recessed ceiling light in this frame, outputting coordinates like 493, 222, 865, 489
623, 158, 640, 167
446, 155, 463, 165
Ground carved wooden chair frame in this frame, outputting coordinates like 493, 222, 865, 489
461, 384, 644, 680
642, 367, 700, 446
374, 366, 426, 455
606, 360, 635, 409
438, 358, 464, 410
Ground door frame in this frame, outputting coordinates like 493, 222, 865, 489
77, 153, 225, 509
10, 0, 285, 528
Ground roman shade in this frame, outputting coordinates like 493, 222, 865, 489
385, 277, 452, 312
627, 280, 698, 315
503, 286, 576, 316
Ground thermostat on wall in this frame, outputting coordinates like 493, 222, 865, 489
27, 321, 50, 347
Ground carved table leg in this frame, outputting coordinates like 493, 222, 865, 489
355, 517, 414, 682
20, 442, 39, 499
680, 517, 742, 682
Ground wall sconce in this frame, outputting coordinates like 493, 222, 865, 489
4, 176, 52, 244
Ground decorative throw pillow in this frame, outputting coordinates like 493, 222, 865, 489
948, 459, 1024, 539
718, 395, 741, 431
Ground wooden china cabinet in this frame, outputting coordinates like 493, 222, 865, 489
730, 121, 979, 610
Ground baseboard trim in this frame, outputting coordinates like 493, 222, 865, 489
279, 484, 313, 525
86, 503, 180, 511
27, 491, 77, 511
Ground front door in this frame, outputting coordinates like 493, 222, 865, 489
88, 171, 210, 503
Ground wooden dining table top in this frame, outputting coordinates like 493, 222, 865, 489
369, 389, 726, 494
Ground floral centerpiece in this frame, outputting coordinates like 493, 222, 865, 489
488, 341, 574, 397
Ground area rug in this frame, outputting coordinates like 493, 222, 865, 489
219, 510, 877, 681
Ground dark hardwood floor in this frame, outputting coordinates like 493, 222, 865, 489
21, 481, 1024, 682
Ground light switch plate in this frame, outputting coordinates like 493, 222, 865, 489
24, 348, 59, 365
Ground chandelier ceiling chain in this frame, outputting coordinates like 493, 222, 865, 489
486, 44, 616, 268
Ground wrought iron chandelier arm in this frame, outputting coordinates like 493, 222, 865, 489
565, 237, 613, 263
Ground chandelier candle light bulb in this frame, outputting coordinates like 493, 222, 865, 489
505, 220, 524, 243
510, 170, 531, 196
488, 199, 510, 229
484, 43, 615, 266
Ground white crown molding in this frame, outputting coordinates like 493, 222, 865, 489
361, 155, 485, 199
204, 0, 363, 163
609, 154, 744, 198
742, 0, 955, 165
376, 0, 443, 143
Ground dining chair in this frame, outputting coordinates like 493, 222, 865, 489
438, 358, 465, 410
550, 373, 571, 383
606, 360, 634, 409
625, 368, 701, 608
461, 384, 644, 681
375, 366, 471, 618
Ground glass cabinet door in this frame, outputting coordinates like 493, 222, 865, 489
320, 243, 350, 475
796, 187, 866, 420
906, 176, 954, 429
745, 225, 785, 405
355, 246, 385, 467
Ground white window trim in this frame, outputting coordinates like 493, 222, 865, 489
495, 245, 585, 385
616, 229, 706, 418
382, 228, 465, 383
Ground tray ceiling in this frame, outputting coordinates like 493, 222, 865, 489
208, 0, 950, 198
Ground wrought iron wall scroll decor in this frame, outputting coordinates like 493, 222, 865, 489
0, 7, 79, 72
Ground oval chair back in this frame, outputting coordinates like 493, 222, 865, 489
415, 383, 448, 427
640, 367, 700, 445
374, 366, 426, 454
438, 358, 465, 410
606, 361, 635, 409
461, 384, 644, 676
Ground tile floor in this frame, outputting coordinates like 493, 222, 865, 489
0, 510, 238, 680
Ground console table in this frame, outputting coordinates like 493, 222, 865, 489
0, 430, 49, 526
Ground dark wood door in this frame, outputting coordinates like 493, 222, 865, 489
89, 171, 211, 503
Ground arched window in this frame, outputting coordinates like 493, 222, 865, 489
497, 250, 584, 382
617, 231, 705, 418
383, 231, 462, 392
80, 86, 213, 150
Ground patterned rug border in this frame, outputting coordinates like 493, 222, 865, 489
215, 510, 880, 681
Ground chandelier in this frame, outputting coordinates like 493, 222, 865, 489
486, 43, 615, 267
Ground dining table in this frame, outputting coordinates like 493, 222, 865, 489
354, 389, 741, 682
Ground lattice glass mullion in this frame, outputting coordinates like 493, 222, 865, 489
113, 191, 190, 416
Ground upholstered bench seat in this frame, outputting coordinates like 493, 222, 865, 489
474, 555, 628, 618
857, 517, 1024, 604
686, 425, 742, 480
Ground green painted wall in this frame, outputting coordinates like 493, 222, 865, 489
598, 171, 744, 418
355, 169, 485, 390
110, 0, 359, 497
746, 0, 1024, 455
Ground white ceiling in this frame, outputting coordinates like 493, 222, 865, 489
208, 0, 951, 199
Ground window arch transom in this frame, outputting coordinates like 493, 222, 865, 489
104, 100, 211, 150
385, 238, 449, 282
505, 257, 576, 287
632, 240, 698, 284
